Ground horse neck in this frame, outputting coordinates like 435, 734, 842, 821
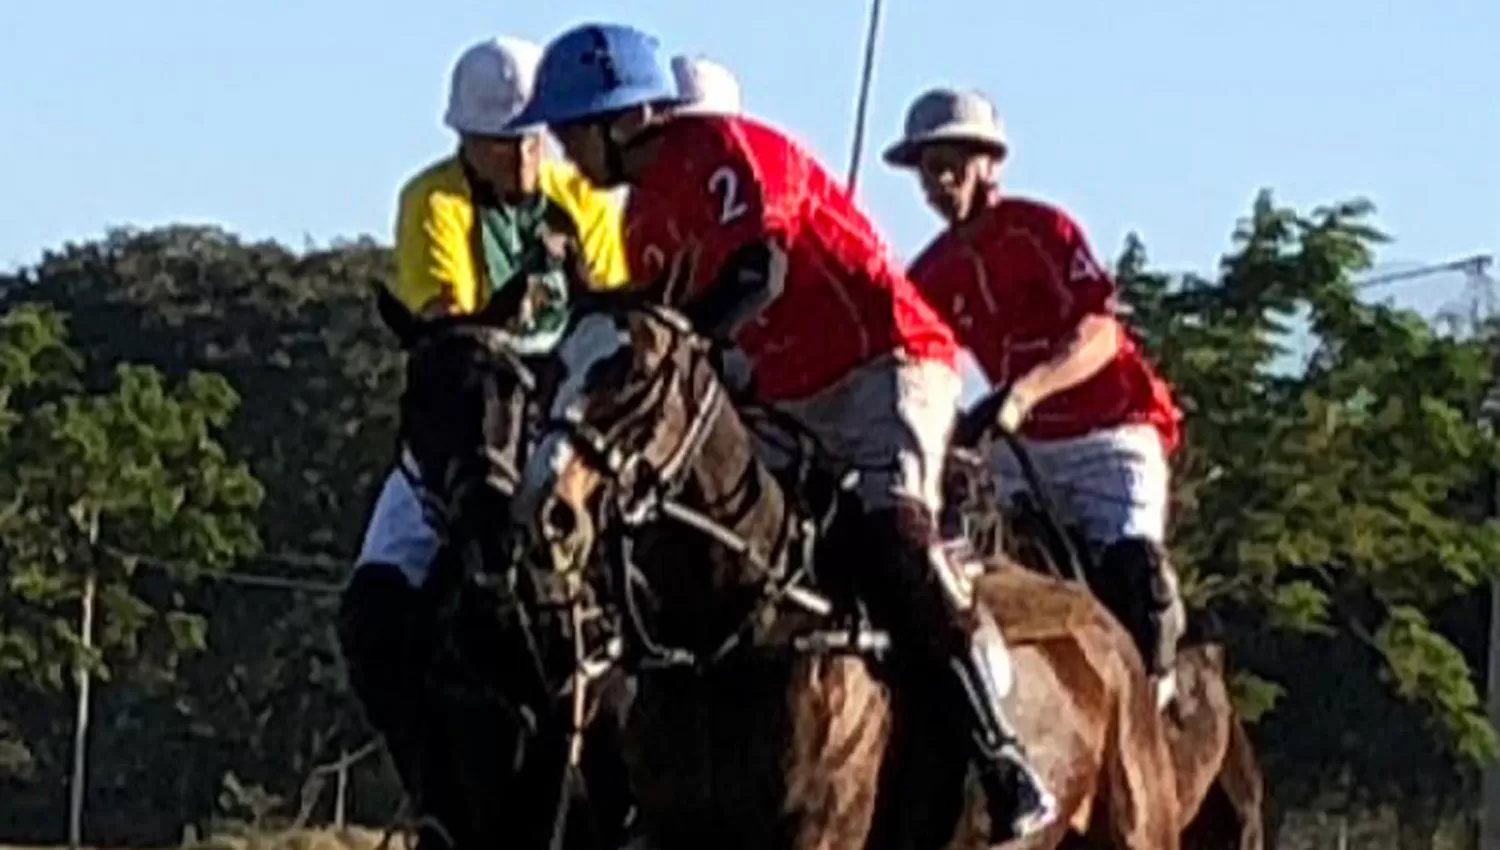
636, 398, 796, 647
404, 347, 532, 559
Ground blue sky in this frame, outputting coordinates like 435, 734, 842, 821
2, 1, 1496, 313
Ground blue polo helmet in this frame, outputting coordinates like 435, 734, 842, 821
508, 23, 683, 129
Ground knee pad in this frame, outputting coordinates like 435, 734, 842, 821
1098, 538, 1182, 672
1100, 538, 1175, 604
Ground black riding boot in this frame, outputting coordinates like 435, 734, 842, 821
1095, 537, 1185, 709
338, 564, 463, 850
857, 499, 1058, 846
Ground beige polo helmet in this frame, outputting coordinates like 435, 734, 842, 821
671, 54, 743, 115
883, 87, 1008, 168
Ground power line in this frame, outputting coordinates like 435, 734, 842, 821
102, 543, 349, 595
1355, 253, 1493, 290
216, 572, 344, 594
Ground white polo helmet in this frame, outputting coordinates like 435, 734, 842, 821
883, 88, 1008, 168
444, 36, 544, 137
671, 55, 743, 115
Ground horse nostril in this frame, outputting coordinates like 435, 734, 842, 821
541, 496, 577, 543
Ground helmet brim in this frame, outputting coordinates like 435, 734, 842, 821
446, 116, 542, 139
509, 84, 687, 129
882, 127, 1008, 169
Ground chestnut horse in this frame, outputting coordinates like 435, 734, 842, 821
516, 301, 1179, 850
941, 440, 1264, 850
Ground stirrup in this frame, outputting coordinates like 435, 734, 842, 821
412, 816, 455, 850
1154, 671, 1178, 712
980, 746, 1058, 844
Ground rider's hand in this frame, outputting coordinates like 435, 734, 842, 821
418, 294, 462, 319
996, 387, 1033, 433
954, 383, 1032, 448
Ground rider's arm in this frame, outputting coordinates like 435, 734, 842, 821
539, 160, 632, 292
684, 239, 788, 339
1009, 212, 1120, 406
1010, 314, 1119, 405
393, 162, 482, 316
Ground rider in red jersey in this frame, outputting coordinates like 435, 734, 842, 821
510, 24, 1058, 845
885, 87, 1186, 708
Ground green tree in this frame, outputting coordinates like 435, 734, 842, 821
1117, 192, 1500, 831
0, 304, 263, 834
1, 227, 405, 839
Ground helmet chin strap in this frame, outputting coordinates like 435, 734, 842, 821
596, 108, 652, 187
601, 121, 628, 186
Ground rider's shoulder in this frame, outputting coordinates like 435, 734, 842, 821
396, 156, 473, 224
989, 196, 1094, 247
991, 195, 1078, 229
399, 156, 469, 201
660, 114, 783, 163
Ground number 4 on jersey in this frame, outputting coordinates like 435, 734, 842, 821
1068, 246, 1105, 284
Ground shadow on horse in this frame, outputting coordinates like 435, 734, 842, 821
517, 300, 1180, 850
942, 437, 1264, 850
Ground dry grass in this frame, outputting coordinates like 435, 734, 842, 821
189, 828, 406, 850
0, 827, 411, 850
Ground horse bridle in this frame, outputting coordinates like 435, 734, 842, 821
538, 304, 827, 672
400, 324, 539, 538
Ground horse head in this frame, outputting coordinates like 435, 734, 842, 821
399, 320, 537, 533
378, 272, 561, 548
515, 299, 808, 664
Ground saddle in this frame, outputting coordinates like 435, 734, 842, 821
736, 410, 1087, 657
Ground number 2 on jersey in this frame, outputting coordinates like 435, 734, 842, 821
707, 165, 749, 225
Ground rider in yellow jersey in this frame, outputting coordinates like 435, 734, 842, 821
390, 151, 628, 318
338, 36, 629, 848
386, 38, 629, 326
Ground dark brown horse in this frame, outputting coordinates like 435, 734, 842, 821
941, 442, 1264, 850
365, 289, 636, 850
516, 301, 1179, 850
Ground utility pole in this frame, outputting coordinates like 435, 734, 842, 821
1483, 275, 1500, 850
68, 507, 101, 850
1459, 253, 1500, 850
1485, 567, 1500, 849
1346, 253, 1498, 847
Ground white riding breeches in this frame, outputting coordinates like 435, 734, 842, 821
987, 423, 1169, 546
355, 449, 440, 588
753, 354, 962, 516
